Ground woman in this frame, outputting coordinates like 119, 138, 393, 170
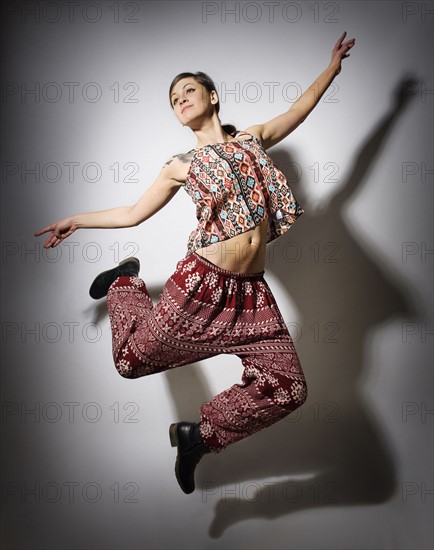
34, 32, 355, 494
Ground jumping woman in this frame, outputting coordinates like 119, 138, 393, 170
34, 32, 355, 494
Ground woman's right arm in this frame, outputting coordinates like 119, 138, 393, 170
34, 157, 182, 248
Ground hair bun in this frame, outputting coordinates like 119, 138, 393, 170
222, 124, 237, 136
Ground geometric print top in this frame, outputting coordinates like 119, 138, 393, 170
182, 130, 304, 257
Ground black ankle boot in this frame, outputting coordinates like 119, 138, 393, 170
169, 422, 212, 494
89, 257, 140, 300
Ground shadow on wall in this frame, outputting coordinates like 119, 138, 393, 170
160, 75, 422, 537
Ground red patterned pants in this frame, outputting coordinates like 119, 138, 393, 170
106, 251, 307, 453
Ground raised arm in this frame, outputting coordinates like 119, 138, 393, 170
34, 157, 182, 248
246, 31, 356, 150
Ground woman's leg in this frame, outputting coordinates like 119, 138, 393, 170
185, 254, 308, 453
199, 348, 307, 452
106, 252, 307, 454
105, 262, 214, 379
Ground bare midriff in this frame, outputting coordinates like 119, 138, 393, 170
172, 137, 269, 274
194, 218, 268, 274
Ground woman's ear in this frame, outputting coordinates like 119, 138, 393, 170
210, 90, 219, 105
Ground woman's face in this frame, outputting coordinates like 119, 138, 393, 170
170, 78, 217, 126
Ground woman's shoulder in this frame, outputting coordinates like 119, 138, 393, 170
240, 125, 264, 144
162, 151, 195, 186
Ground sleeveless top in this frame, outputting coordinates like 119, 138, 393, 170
182, 130, 304, 258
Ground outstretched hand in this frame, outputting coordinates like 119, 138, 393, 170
34, 217, 77, 248
330, 31, 356, 75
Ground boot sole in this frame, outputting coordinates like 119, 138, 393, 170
89, 257, 140, 300
119, 257, 140, 269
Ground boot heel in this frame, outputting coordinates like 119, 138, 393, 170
169, 423, 178, 447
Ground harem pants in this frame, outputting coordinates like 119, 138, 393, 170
106, 251, 307, 453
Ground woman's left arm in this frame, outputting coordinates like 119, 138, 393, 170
247, 31, 356, 150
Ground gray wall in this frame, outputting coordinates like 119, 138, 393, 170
1, 1, 432, 549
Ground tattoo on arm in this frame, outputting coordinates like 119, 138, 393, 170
164, 152, 194, 167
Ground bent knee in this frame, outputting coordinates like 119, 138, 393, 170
116, 365, 136, 378
114, 346, 151, 378
281, 376, 308, 409
295, 378, 308, 406
115, 360, 149, 379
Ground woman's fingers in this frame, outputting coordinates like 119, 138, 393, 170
334, 31, 355, 53
335, 31, 346, 48
343, 38, 355, 49
44, 233, 54, 248
37, 226, 57, 248
34, 225, 54, 236
35, 217, 75, 247
335, 35, 355, 59
45, 234, 59, 248
43, 237, 51, 248
44, 229, 73, 248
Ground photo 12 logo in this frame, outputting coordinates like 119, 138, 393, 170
1, 2, 141, 24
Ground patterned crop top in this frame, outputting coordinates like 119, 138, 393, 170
182, 130, 304, 258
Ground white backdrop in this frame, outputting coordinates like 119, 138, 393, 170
1, 1, 433, 549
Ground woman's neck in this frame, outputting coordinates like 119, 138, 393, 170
191, 119, 232, 148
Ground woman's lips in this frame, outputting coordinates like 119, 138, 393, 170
182, 105, 192, 113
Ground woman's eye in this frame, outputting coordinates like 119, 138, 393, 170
173, 88, 195, 106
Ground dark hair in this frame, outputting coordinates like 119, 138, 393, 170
169, 71, 237, 137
